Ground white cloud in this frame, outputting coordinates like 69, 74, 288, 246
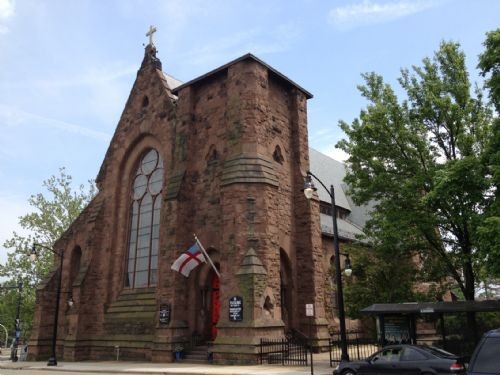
0, 0, 14, 34
329, 0, 442, 30
0, 104, 111, 142
0, 192, 30, 265
0, 63, 135, 126
158, 0, 206, 50
1, 64, 136, 90
182, 22, 300, 67
0, 0, 14, 19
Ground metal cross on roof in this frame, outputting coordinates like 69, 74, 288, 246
146, 25, 157, 46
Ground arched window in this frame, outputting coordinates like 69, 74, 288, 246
125, 149, 163, 288
70, 246, 82, 287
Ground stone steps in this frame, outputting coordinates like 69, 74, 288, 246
109, 298, 156, 307
118, 288, 156, 300
105, 290, 156, 315
182, 345, 210, 364
104, 289, 156, 336
106, 305, 156, 314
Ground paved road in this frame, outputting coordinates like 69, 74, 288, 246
0, 371, 127, 375
0, 353, 334, 375
0, 369, 332, 375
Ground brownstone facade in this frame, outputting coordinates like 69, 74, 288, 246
29, 45, 332, 364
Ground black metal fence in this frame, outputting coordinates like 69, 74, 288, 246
259, 337, 308, 366
329, 332, 380, 366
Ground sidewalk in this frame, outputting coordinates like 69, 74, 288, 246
0, 352, 334, 375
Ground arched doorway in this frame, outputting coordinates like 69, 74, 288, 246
195, 251, 220, 342
210, 271, 220, 340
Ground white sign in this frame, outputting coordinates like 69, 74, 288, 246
420, 307, 434, 314
305, 304, 314, 317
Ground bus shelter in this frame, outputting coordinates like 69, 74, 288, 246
361, 300, 500, 350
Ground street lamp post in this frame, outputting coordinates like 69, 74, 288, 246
303, 171, 350, 362
31, 244, 64, 366
11, 281, 22, 362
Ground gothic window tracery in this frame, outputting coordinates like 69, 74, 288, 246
125, 149, 163, 288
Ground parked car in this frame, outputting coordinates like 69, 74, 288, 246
467, 328, 500, 375
333, 344, 466, 375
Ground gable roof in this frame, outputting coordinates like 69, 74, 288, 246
162, 72, 182, 90
171, 53, 313, 99
309, 148, 373, 240
309, 148, 351, 211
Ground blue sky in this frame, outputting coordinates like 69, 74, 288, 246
0, 0, 499, 263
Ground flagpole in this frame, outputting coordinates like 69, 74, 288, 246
194, 234, 220, 278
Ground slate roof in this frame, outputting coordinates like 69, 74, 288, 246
309, 148, 351, 211
161, 72, 182, 90
344, 184, 377, 230
320, 213, 365, 241
309, 148, 373, 240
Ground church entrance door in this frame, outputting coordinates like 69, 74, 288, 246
210, 272, 220, 340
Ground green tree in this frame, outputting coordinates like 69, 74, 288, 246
479, 29, 500, 109
477, 29, 500, 278
343, 243, 427, 320
337, 40, 493, 308
0, 284, 34, 345
0, 168, 96, 340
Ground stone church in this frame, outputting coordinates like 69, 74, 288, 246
28, 39, 368, 364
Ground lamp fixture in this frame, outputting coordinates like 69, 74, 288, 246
303, 174, 317, 200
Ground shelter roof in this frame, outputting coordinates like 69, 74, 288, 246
361, 301, 500, 315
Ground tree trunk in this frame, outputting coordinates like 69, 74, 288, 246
463, 251, 478, 345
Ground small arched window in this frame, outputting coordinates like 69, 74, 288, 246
125, 149, 163, 288
273, 145, 284, 164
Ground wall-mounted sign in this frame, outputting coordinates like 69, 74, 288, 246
229, 296, 243, 321
159, 303, 171, 324
305, 303, 314, 317
420, 307, 434, 314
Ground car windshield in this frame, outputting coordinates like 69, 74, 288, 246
419, 346, 456, 358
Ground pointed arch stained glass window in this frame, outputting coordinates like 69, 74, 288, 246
125, 149, 163, 288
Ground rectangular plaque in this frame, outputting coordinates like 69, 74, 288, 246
159, 303, 171, 324
306, 303, 314, 317
229, 296, 243, 321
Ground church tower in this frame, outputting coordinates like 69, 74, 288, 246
29, 32, 329, 364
